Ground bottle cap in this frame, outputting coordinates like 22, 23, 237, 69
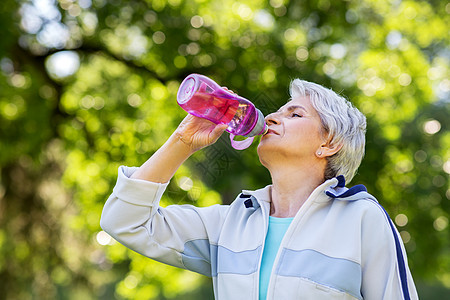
243, 109, 268, 137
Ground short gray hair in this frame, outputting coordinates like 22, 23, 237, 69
289, 79, 366, 183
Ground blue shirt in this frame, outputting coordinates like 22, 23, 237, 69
259, 216, 294, 300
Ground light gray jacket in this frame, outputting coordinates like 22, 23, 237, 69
100, 166, 418, 300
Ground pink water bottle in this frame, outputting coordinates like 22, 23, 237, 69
177, 74, 268, 150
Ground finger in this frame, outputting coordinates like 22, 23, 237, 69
210, 124, 228, 140
221, 86, 237, 95
217, 123, 228, 131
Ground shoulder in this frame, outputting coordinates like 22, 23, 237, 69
344, 196, 393, 230
326, 182, 390, 222
346, 197, 399, 250
353, 197, 392, 225
328, 191, 395, 239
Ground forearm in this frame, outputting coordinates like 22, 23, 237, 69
131, 133, 193, 183
131, 114, 227, 183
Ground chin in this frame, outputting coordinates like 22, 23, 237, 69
257, 137, 278, 152
257, 141, 276, 168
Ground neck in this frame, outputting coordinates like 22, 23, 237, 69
268, 162, 325, 218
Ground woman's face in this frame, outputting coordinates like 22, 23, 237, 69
257, 96, 326, 165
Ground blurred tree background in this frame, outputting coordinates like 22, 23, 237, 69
0, 0, 449, 299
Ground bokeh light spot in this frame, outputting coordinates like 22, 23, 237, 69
96, 231, 112, 246
45, 51, 80, 79
395, 214, 409, 227
423, 119, 441, 135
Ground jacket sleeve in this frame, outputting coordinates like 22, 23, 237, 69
360, 201, 418, 300
100, 166, 229, 276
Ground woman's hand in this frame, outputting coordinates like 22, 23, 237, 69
173, 114, 228, 153
173, 86, 235, 153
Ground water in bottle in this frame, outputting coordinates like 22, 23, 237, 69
177, 74, 268, 150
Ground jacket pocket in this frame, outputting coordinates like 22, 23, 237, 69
297, 278, 359, 300
271, 276, 360, 300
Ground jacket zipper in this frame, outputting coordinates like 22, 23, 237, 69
265, 184, 329, 300
255, 199, 270, 300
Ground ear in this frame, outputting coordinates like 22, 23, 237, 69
316, 140, 343, 158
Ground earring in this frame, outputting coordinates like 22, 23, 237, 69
317, 150, 322, 157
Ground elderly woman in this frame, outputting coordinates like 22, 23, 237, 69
101, 79, 418, 300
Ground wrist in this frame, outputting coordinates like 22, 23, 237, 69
130, 134, 193, 183
168, 132, 196, 156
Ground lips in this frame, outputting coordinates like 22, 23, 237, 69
264, 128, 279, 136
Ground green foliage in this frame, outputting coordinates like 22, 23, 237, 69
0, 0, 448, 299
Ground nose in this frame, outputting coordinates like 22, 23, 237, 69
265, 112, 280, 125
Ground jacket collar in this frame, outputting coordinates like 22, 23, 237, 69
241, 185, 272, 203
239, 175, 376, 207
324, 175, 377, 202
